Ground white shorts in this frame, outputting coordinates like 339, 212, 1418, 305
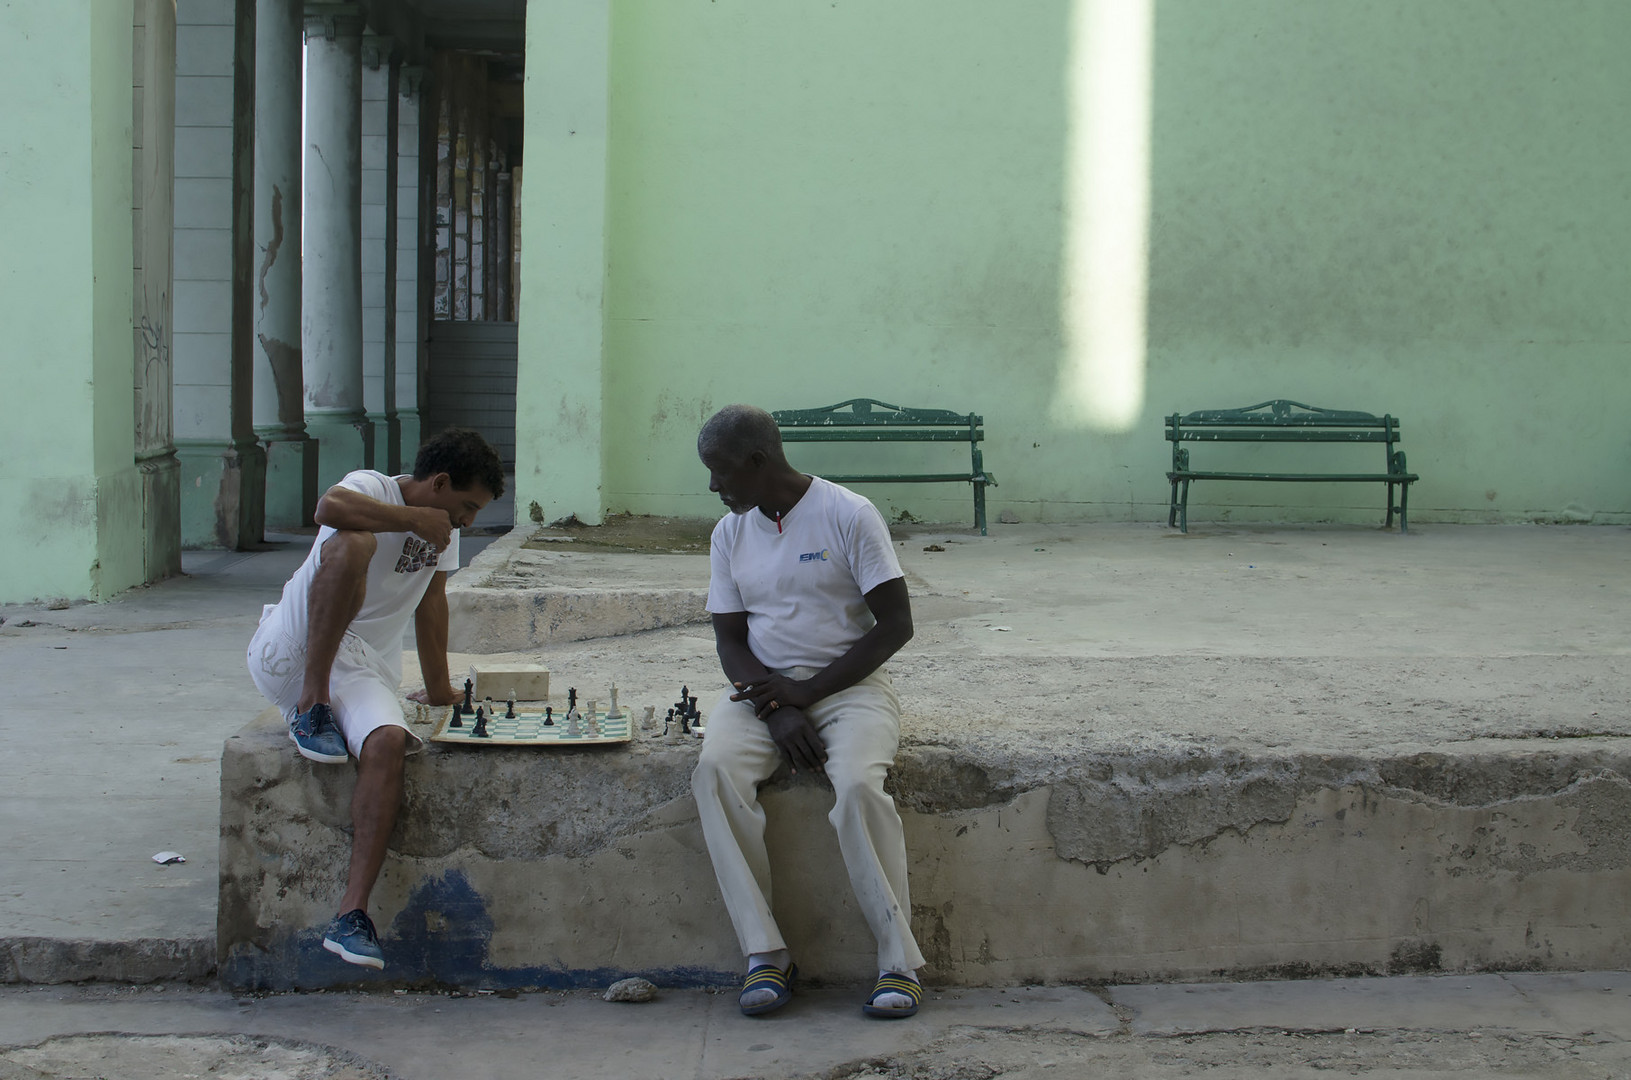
247, 605, 424, 759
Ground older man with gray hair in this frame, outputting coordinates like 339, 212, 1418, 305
691, 403, 926, 1019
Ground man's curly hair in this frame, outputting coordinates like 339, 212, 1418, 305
412, 428, 505, 498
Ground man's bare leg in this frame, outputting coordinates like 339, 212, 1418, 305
338, 724, 408, 915
298, 531, 376, 713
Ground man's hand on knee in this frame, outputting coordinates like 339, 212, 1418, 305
766, 707, 828, 777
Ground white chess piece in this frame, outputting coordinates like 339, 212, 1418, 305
607, 685, 625, 719
642, 705, 656, 730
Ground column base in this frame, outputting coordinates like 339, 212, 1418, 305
176, 439, 268, 550
367, 411, 403, 475
398, 409, 421, 466
136, 450, 182, 583
262, 433, 320, 530
307, 413, 376, 492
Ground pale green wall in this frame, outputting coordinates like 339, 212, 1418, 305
0, 3, 145, 603
518, 0, 1631, 527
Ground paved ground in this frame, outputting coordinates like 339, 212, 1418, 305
2, 518, 1628, 1076
5, 972, 1631, 1078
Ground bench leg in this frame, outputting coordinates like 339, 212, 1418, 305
1399, 481, 1410, 533
1385, 482, 1396, 530
1179, 480, 1190, 534
974, 481, 988, 536
1168, 479, 1179, 529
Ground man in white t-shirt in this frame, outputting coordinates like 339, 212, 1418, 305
247, 428, 502, 970
692, 404, 926, 1019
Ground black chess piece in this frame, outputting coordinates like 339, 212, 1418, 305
449, 705, 463, 729
664, 708, 674, 736
687, 695, 699, 720
505, 698, 516, 719
680, 709, 691, 735
543, 706, 554, 726
472, 705, 490, 738
461, 678, 475, 716
567, 687, 578, 712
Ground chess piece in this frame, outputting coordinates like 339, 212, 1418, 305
687, 695, 699, 721
505, 696, 516, 720
607, 684, 625, 719
472, 706, 490, 738
449, 705, 463, 729
484, 695, 494, 718
543, 706, 554, 726
567, 708, 580, 737
664, 708, 674, 737
586, 711, 599, 737
642, 705, 656, 731
568, 687, 578, 713
461, 679, 475, 716
679, 708, 691, 736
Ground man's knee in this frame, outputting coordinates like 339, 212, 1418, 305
359, 724, 409, 766
321, 529, 377, 567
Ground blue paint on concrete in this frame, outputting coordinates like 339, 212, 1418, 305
220, 869, 738, 992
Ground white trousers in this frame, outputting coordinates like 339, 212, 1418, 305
691, 667, 925, 974
247, 605, 423, 760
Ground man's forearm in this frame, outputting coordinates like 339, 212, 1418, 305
799, 618, 911, 704
716, 634, 774, 689
414, 590, 452, 692
316, 486, 422, 534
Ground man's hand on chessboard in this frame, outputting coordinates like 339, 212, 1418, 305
409, 685, 461, 707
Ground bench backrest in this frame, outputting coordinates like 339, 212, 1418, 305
773, 398, 984, 444
1166, 400, 1401, 445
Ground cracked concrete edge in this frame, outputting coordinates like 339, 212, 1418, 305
0, 936, 214, 986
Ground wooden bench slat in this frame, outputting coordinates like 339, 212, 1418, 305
1173, 471, 1418, 483
780, 429, 984, 444
1173, 430, 1395, 443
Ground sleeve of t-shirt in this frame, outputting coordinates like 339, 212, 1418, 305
335, 469, 395, 502
705, 519, 746, 614
436, 528, 462, 572
845, 498, 905, 596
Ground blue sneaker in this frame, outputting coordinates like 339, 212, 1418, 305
322, 908, 385, 969
288, 702, 348, 764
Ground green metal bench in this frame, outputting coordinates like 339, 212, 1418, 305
772, 398, 998, 534
1166, 400, 1419, 533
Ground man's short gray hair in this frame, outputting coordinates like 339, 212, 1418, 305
698, 404, 782, 464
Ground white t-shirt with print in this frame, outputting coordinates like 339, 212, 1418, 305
706, 476, 904, 671
266, 469, 459, 685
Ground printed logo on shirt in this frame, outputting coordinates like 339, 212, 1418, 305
395, 536, 441, 574
798, 549, 831, 563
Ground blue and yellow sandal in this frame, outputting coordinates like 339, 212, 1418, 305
862, 972, 922, 1018
739, 962, 798, 1016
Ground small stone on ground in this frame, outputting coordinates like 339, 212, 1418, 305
604, 977, 659, 1002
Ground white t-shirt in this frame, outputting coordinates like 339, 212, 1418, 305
267, 470, 459, 684
706, 476, 904, 671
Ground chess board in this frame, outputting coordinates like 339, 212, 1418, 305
430, 706, 633, 747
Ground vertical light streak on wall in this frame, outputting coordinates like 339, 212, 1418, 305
1055, 0, 1154, 431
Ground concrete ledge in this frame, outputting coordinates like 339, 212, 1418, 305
1, 936, 214, 985
219, 706, 1631, 992
447, 529, 709, 652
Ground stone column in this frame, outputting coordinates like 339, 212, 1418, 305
361, 34, 400, 472
515, 0, 611, 524
134, 0, 182, 581
395, 64, 426, 460
303, 3, 372, 491
173, 0, 266, 549
0, 4, 145, 600
255, 0, 318, 528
